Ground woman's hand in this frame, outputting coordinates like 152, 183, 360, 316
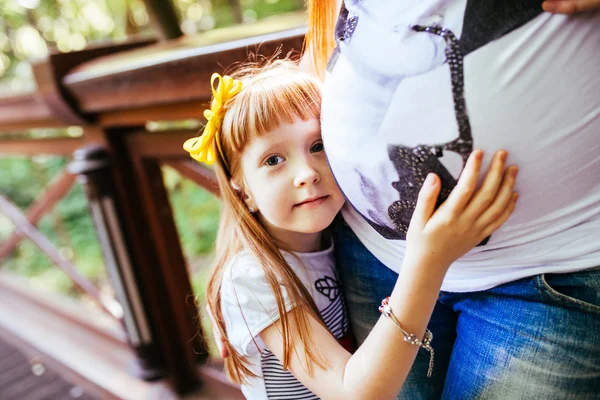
405, 150, 518, 274
542, 0, 600, 13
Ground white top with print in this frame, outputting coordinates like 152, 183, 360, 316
321, 1, 600, 292
221, 243, 349, 399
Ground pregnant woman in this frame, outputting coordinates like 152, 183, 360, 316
307, 0, 600, 398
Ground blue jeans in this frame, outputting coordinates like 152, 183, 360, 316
333, 219, 600, 400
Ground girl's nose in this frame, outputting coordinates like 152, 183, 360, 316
294, 160, 321, 187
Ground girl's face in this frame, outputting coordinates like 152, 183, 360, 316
239, 117, 345, 252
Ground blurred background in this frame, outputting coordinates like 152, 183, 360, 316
0, 0, 307, 398
1, 0, 304, 300
1, 0, 305, 90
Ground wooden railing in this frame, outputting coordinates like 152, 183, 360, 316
0, 186, 120, 319
0, 21, 305, 398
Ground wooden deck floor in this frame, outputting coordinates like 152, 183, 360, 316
0, 335, 98, 400
0, 274, 244, 400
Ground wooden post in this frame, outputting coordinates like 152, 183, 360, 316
229, 0, 244, 24
68, 145, 167, 382
142, 0, 183, 40
100, 129, 204, 393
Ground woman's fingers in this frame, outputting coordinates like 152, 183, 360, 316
542, 0, 600, 14
444, 149, 484, 212
463, 150, 508, 219
480, 193, 519, 238
410, 173, 441, 231
476, 166, 519, 228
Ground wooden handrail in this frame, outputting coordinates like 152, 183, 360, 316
163, 160, 219, 197
0, 91, 64, 131
126, 129, 199, 158
0, 21, 305, 132
0, 136, 85, 155
63, 27, 305, 116
0, 38, 156, 133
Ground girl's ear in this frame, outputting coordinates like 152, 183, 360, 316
231, 179, 256, 212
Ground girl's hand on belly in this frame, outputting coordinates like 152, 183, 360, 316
404, 149, 519, 277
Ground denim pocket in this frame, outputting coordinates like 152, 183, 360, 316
535, 267, 600, 315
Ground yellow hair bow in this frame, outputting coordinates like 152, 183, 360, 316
183, 73, 243, 166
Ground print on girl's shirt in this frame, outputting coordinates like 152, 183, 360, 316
261, 274, 350, 400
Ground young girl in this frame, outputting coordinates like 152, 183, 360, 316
183, 60, 518, 400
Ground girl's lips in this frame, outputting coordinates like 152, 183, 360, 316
295, 195, 328, 208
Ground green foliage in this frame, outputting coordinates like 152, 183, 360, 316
164, 166, 220, 257
1, 0, 148, 90
0, 156, 221, 304
207, 0, 303, 29
0, 155, 106, 296
0, 0, 304, 90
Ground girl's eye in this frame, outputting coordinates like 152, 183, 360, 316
311, 142, 324, 153
265, 155, 284, 166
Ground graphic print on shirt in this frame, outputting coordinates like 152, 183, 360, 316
261, 275, 349, 400
327, 1, 542, 243
374, 25, 474, 240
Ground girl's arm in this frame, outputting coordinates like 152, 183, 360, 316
260, 149, 518, 400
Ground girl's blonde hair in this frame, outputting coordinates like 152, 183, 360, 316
205, 59, 329, 384
304, 0, 338, 77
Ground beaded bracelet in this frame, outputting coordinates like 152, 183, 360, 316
379, 296, 435, 377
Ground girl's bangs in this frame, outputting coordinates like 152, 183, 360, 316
225, 70, 322, 152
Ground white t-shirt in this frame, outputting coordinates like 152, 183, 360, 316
321, 1, 600, 292
220, 243, 351, 400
